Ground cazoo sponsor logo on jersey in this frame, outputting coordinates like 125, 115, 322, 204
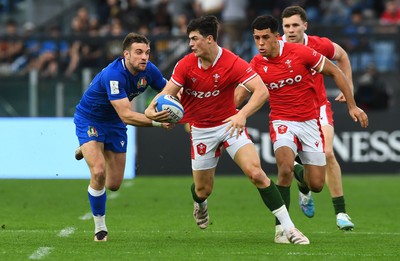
184, 88, 220, 98
266, 75, 302, 90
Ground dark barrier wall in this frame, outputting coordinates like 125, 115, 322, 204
136, 111, 400, 175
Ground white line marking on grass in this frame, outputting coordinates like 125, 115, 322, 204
79, 212, 92, 220
58, 227, 76, 237
3, 229, 400, 236
311, 231, 400, 235
108, 192, 119, 199
212, 230, 400, 236
29, 247, 53, 260
195, 230, 400, 236
77, 230, 400, 236
123, 181, 134, 187
287, 252, 397, 258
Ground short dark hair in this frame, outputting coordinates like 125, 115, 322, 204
281, 6, 308, 22
187, 15, 219, 41
251, 15, 279, 33
122, 33, 150, 52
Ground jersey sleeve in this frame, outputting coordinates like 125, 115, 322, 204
170, 58, 187, 87
316, 37, 335, 60
147, 62, 167, 92
102, 69, 128, 101
233, 56, 258, 84
299, 45, 324, 70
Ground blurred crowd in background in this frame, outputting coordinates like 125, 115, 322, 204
0, 0, 398, 111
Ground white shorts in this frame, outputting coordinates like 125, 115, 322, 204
270, 119, 326, 166
190, 121, 253, 170
319, 102, 334, 127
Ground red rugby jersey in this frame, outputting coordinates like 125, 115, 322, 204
250, 40, 323, 121
172, 47, 258, 127
282, 34, 335, 106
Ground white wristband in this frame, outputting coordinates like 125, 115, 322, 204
152, 120, 162, 127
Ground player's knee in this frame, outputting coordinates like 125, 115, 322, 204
325, 149, 336, 163
105, 176, 124, 191
309, 179, 324, 193
245, 167, 267, 185
278, 163, 293, 180
310, 186, 323, 193
106, 183, 121, 191
91, 168, 106, 185
196, 187, 212, 199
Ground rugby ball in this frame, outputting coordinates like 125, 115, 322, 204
155, 94, 184, 123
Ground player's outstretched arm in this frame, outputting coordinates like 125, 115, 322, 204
234, 83, 252, 108
318, 58, 368, 128
111, 98, 174, 129
332, 42, 354, 103
224, 75, 269, 137
237, 75, 269, 119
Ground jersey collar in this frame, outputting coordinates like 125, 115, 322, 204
121, 58, 126, 70
303, 33, 309, 46
198, 46, 222, 69
263, 40, 284, 60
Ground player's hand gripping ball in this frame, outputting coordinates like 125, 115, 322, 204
155, 94, 184, 123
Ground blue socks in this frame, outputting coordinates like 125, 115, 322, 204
88, 186, 106, 216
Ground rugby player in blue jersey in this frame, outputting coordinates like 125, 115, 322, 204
73, 33, 173, 242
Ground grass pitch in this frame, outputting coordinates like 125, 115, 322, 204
0, 175, 399, 260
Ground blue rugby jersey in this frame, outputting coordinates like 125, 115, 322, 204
75, 57, 167, 122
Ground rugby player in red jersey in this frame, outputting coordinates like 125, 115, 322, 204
281, 5, 356, 231
145, 15, 310, 244
235, 15, 368, 243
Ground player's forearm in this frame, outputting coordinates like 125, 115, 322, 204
234, 85, 251, 108
322, 59, 355, 106
333, 73, 357, 109
336, 59, 354, 95
239, 89, 268, 118
119, 111, 153, 127
112, 98, 154, 126
334, 43, 354, 95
